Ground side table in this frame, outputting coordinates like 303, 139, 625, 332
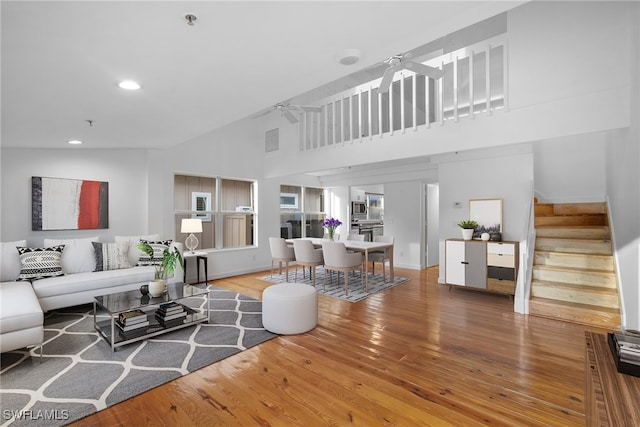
183, 251, 208, 285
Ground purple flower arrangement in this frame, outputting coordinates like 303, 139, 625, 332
322, 217, 342, 239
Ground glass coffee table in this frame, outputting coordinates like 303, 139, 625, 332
93, 282, 210, 351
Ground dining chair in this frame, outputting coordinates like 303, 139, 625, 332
292, 239, 324, 287
269, 237, 295, 282
322, 241, 364, 296
369, 235, 394, 283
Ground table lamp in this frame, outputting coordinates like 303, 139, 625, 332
181, 218, 202, 253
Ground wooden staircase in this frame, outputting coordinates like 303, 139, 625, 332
529, 201, 620, 329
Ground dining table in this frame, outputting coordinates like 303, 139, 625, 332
286, 238, 394, 288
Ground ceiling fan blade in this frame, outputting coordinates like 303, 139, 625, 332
405, 61, 444, 79
378, 65, 397, 93
282, 109, 298, 124
296, 105, 322, 113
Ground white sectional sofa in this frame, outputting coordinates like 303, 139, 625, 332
0, 234, 184, 354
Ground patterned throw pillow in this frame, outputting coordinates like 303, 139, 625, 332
92, 242, 131, 271
16, 245, 65, 282
137, 240, 172, 266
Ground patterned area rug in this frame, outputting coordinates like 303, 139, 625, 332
0, 285, 276, 427
261, 267, 410, 302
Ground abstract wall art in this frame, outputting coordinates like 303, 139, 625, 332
32, 176, 109, 230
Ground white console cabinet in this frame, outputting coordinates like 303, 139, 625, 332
445, 239, 519, 295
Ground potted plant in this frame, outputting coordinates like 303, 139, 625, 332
137, 241, 184, 296
457, 220, 478, 241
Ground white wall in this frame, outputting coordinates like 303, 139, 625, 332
0, 148, 150, 244
508, 1, 629, 110
145, 118, 288, 281
437, 147, 534, 283
533, 132, 607, 203
604, 2, 640, 330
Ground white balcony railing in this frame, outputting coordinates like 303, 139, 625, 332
298, 40, 508, 151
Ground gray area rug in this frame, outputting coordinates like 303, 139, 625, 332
0, 285, 276, 426
261, 267, 410, 302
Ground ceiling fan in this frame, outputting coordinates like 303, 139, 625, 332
253, 103, 322, 124
378, 53, 444, 94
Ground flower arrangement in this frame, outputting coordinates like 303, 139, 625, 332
322, 217, 343, 240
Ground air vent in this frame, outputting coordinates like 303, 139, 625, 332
265, 128, 279, 152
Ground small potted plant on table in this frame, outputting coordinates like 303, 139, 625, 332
457, 220, 478, 241
137, 241, 184, 296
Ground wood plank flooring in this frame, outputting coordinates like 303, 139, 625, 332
69, 267, 611, 426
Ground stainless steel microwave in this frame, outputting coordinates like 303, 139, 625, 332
352, 201, 367, 214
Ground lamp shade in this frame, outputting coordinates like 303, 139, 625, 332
181, 218, 202, 233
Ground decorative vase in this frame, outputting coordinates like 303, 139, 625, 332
461, 228, 474, 240
328, 230, 335, 241
148, 279, 166, 297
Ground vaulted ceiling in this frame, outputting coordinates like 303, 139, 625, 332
1, 1, 524, 150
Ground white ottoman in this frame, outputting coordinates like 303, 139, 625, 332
262, 283, 317, 335
0, 282, 44, 357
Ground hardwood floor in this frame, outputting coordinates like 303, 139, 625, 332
70, 267, 610, 426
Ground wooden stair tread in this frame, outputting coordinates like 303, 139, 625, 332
531, 279, 618, 294
529, 296, 621, 314
534, 250, 613, 260
536, 237, 610, 243
532, 265, 615, 275
535, 225, 609, 230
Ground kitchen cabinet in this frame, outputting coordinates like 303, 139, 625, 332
445, 239, 519, 295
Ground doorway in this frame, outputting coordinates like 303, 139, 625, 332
423, 183, 439, 267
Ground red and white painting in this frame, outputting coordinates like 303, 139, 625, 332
32, 176, 109, 230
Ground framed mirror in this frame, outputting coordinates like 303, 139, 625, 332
469, 199, 502, 238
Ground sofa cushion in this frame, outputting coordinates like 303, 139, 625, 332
92, 241, 131, 271
1, 240, 27, 282
30, 266, 156, 298
44, 237, 98, 274
115, 234, 160, 267
16, 245, 65, 282
137, 240, 172, 266
0, 282, 43, 335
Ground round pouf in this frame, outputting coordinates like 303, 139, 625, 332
262, 283, 318, 335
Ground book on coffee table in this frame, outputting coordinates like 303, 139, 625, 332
118, 309, 147, 325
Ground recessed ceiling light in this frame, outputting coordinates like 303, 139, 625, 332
338, 49, 362, 66
118, 80, 141, 90
67, 140, 83, 145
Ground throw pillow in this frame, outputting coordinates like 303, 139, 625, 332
16, 245, 65, 282
44, 236, 98, 274
1, 240, 27, 282
92, 242, 131, 271
137, 240, 172, 266
114, 234, 161, 266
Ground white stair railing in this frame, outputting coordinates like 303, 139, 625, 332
298, 40, 508, 151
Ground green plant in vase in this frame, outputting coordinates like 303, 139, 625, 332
457, 219, 478, 241
137, 241, 184, 296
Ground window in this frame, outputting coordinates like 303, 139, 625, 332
279, 185, 325, 239
175, 174, 256, 250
